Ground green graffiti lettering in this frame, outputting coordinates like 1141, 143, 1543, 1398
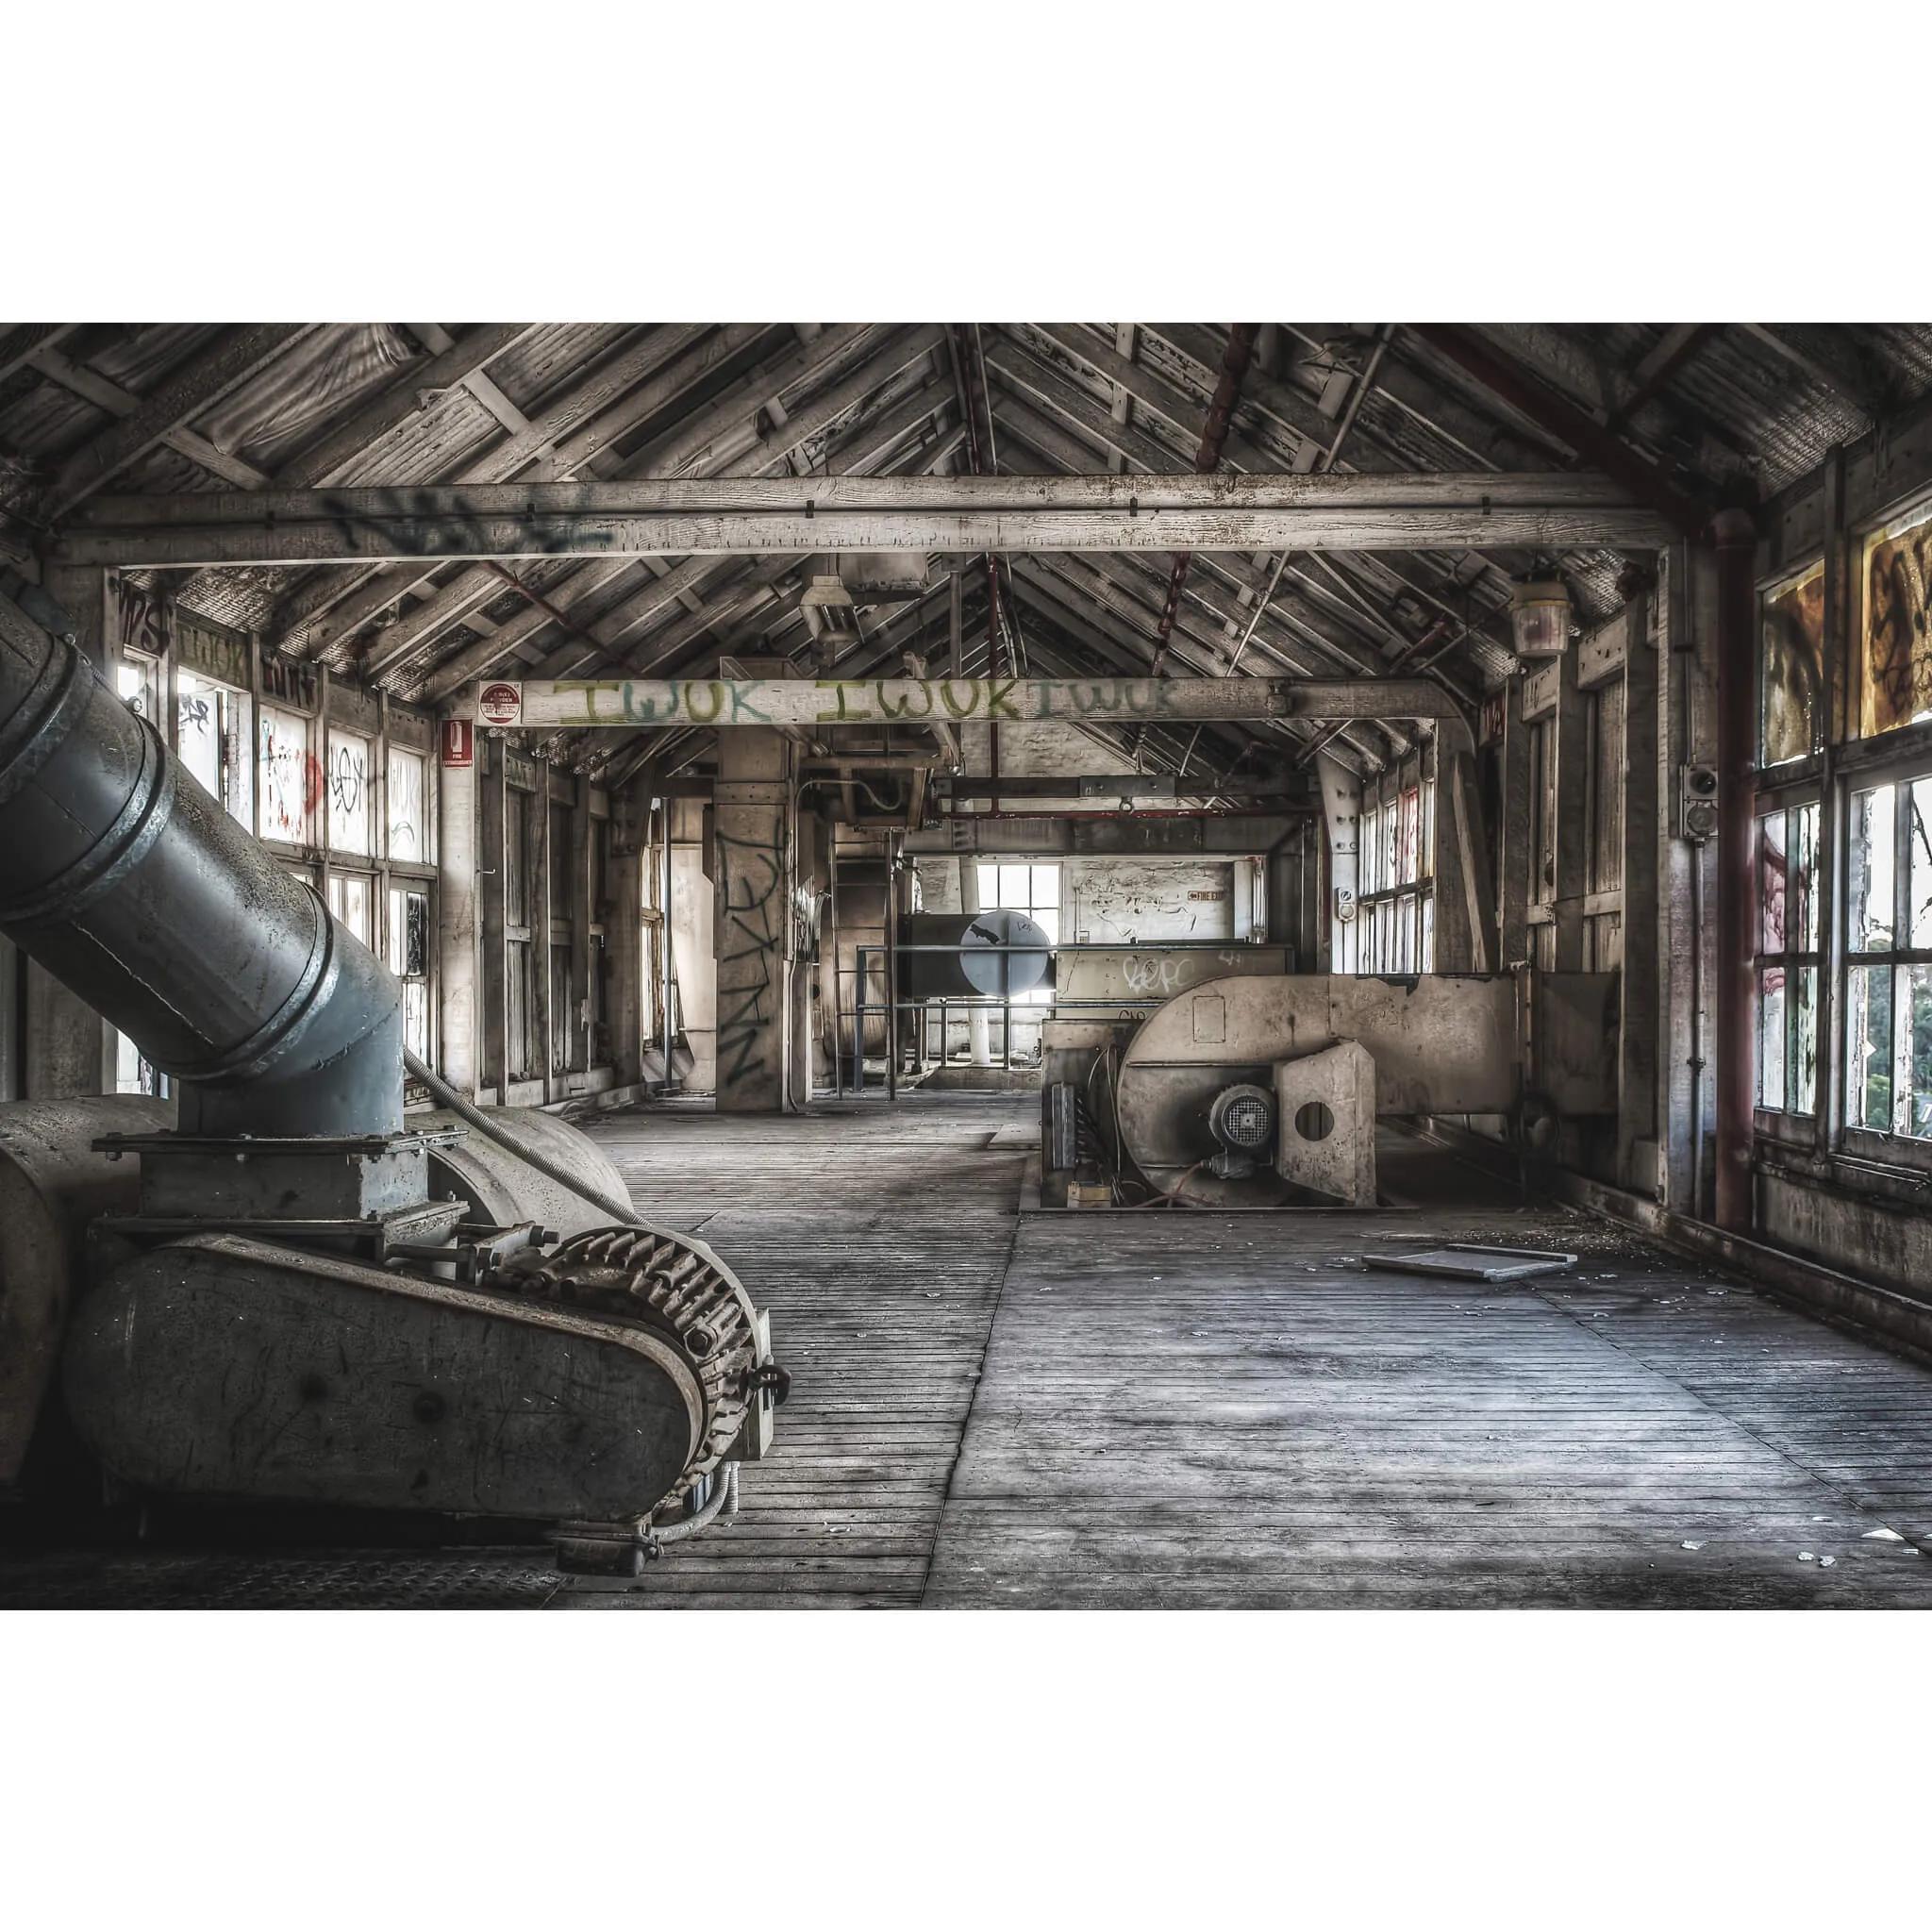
815, 680, 872, 723
1074, 682, 1120, 715
557, 680, 623, 723
940, 680, 980, 718
685, 680, 724, 724
984, 679, 1020, 721
879, 680, 935, 719
726, 682, 772, 722
1029, 681, 1058, 717
623, 683, 677, 722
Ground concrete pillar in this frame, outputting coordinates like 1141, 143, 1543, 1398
959, 855, 991, 1065
437, 716, 479, 1097
714, 724, 793, 1112
607, 781, 647, 1090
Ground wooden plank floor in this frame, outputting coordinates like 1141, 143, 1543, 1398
554, 1093, 1026, 1609
924, 1133, 1932, 1607
8, 1098, 1932, 1609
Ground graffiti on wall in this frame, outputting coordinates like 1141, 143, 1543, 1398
1863, 502, 1932, 738
714, 820, 785, 1094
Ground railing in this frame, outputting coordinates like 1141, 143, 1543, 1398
844, 941, 1240, 1100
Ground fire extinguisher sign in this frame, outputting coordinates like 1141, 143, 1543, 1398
441, 718, 474, 768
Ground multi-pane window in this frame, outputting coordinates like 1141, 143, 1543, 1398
1357, 780, 1434, 974
1756, 801, 1820, 1116
388, 747, 428, 862
326, 871, 374, 945
326, 729, 375, 856
387, 886, 431, 1059
1844, 775, 1932, 1140
1858, 496, 1932, 740
1761, 561, 1825, 767
258, 705, 316, 845
976, 862, 1059, 1005
178, 670, 254, 827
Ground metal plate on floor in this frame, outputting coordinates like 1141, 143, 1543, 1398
1359, 1243, 1577, 1281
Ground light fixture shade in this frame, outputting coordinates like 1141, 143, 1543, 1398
1509, 579, 1571, 658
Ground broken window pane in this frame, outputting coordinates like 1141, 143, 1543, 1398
1860, 498, 1932, 738
1911, 778, 1932, 949
1791, 965, 1818, 1116
1847, 964, 1893, 1131
1849, 785, 1895, 952
1759, 809, 1787, 954
1758, 966, 1786, 1110
1760, 563, 1824, 765
1794, 802, 1819, 952
1905, 964, 1932, 1140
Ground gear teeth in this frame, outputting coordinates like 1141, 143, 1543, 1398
481, 1221, 764, 1519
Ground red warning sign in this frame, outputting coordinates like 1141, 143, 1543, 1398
477, 680, 523, 727
441, 718, 474, 768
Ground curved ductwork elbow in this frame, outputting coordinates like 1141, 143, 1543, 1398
0, 587, 402, 1137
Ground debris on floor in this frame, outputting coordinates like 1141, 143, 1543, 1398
1359, 1242, 1578, 1281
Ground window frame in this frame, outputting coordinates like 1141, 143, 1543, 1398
1838, 742, 1932, 1169
1752, 791, 1823, 1129
1356, 771, 1435, 976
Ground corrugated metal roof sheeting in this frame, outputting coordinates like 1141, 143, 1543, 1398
195, 325, 416, 472
341, 389, 505, 489
81, 324, 222, 392
0, 375, 104, 468
487, 323, 644, 412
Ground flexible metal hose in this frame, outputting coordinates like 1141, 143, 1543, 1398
651, 1460, 739, 1544
404, 1048, 645, 1228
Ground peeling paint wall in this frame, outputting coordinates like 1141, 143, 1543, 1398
1065, 857, 1234, 943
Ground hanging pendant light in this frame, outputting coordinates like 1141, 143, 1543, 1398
1509, 578, 1572, 658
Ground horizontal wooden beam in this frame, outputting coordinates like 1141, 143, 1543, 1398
54, 472, 1669, 568
460, 674, 1475, 733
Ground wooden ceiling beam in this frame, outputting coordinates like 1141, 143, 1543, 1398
24, 344, 269, 491
1406, 324, 1712, 537
41, 324, 317, 520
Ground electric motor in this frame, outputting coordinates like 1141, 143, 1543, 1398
1207, 1082, 1276, 1179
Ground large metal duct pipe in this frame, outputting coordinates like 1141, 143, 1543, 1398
0, 589, 400, 1138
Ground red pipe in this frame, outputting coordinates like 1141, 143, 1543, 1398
1155, 324, 1259, 672
1712, 508, 1757, 1231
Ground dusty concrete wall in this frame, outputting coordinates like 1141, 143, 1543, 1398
1758, 1170, 1932, 1306
1065, 857, 1234, 943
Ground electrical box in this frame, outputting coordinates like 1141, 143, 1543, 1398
1678, 765, 1718, 842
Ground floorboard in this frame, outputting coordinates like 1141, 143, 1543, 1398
8, 1098, 1932, 1611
